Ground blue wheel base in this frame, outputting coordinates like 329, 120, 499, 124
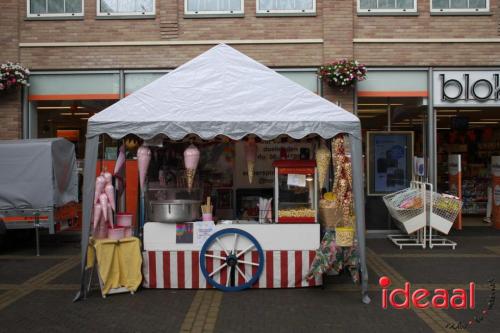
199, 228, 264, 292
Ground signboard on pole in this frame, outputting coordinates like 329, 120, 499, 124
448, 154, 462, 230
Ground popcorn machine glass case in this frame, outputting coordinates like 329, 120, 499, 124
272, 160, 318, 223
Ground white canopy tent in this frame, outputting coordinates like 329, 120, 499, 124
76, 44, 369, 303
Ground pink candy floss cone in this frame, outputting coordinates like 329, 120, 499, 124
105, 184, 115, 212
183, 144, 200, 191
137, 145, 151, 191
114, 144, 126, 175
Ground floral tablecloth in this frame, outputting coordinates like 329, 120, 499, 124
306, 229, 359, 283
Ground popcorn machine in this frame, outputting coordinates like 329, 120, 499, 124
272, 160, 318, 223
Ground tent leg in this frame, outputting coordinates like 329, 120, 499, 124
349, 133, 370, 304
74, 135, 99, 302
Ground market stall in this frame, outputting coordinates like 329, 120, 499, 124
75, 44, 369, 303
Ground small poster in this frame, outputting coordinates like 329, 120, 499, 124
287, 174, 306, 187
194, 221, 216, 246
176, 223, 194, 244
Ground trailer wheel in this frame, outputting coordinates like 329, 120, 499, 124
200, 228, 264, 292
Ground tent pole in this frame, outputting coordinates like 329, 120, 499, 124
349, 133, 370, 304
74, 135, 99, 302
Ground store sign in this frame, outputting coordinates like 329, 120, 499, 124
433, 71, 500, 107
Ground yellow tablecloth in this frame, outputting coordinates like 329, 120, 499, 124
87, 237, 142, 296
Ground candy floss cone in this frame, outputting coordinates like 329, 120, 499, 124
183, 144, 200, 191
245, 137, 257, 184
137, 145, 151, 191
315, 141, 331, 190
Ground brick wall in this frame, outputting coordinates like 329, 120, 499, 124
354, 43, 500, 66
0, 0, 22, 140
354, 0, 499, 39
0, 90, 22, 140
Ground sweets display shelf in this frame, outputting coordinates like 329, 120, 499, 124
384, 181, 460, 250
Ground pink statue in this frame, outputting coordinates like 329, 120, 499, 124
183, 144, 200, 191
137, 145, 151, 191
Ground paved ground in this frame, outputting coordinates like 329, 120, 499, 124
0, 228, 499, 333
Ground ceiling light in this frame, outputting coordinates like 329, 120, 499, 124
469, 121, 498, 124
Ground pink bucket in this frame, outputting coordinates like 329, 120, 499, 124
123, 227, 133, 238
108, 227, 125, 240
116, 213, 133, 228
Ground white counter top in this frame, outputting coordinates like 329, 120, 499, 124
143, 222, 320, 251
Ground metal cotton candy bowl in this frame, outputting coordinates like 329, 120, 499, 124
147, 199, 201, 223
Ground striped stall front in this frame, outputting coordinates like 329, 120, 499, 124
142, 250, 322, 289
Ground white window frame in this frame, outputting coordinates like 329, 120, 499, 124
27, 0, 84, 18
357, 0, 417, 13
97, 0, 156, 17
256, 0, 316, 15
430, 0, 489, 13
184, 0, 244, 15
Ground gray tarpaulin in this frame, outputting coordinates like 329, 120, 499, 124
76, 44, 370, 303
0, 138, 78, 210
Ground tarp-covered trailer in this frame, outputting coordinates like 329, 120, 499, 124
0, 138, 79, 253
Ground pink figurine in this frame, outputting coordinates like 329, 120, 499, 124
137, 145, 151, 191
107, 204, 114, 228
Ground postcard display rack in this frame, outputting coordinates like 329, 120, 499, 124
383, 181, 461, 249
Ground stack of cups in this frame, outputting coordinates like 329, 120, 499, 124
117, 213, 134, 237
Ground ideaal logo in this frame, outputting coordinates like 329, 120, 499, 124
379, 276, 496, 330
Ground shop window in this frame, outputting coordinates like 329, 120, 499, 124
431, 0, 488, 13
98, 0, 155, 16
358, 0, 417, 13
28, 0, 83, 18
256, 0, 315, 15
184, 0, 244, 15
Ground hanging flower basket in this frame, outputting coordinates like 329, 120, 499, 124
0, 62, 30, 92
318, 60, 367, 90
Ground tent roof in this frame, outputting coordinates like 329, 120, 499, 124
88, 44, 360, 140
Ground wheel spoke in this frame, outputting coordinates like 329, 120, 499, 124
236, 244, 255, 258
232, 233, 239, 254
204, 254, 226, 261
226, 266, 231, 287
236, 265, 249, 283
208, 263, 227, 278
215, 237, 230, 256
238, 260, 259, 267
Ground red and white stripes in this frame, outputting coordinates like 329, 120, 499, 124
142, 250, 322, 289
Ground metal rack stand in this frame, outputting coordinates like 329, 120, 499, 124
384, 181, 460, 250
